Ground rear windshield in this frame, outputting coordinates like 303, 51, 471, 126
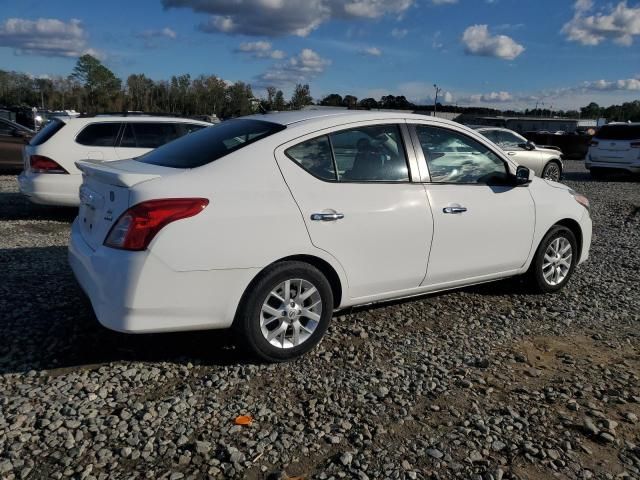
137, 119, 285, 169
29, 119, 65, 146
595, 125, 640, 141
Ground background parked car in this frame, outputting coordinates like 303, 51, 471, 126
0, 117, 33, 172
586, 123, 640, 177
474, 126, 564, 181
18, 115, 211, 206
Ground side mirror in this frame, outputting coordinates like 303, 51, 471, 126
519, 140, 536, 151
515, 165, 532, 185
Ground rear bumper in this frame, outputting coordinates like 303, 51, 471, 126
585, 158, 640, 174
18, 171, 82, 206
68, 219, 259, 333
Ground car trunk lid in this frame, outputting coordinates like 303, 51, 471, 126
75, 159, 178, 250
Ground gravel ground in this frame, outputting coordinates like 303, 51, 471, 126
0, 162, 639, 480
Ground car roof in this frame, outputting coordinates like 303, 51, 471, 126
243, 109, 461, 129
61, 116, 211, 125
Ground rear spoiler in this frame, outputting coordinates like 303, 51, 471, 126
76, 159, 162, 188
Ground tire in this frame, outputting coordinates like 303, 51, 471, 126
542, 161, 562, 182
526, 226, 578, 293
235, 261, 334, 362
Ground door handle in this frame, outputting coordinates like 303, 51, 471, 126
507, 151, 517, 156
311, 212, 345, 221
443, 206, 467, 214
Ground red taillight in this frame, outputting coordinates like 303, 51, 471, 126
589, 140, 599, 147
631, 141, 640, 148
104, 198, 209, 251
30, 155, 68, 174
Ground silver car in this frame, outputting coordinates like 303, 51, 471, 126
474, 127, 563, 182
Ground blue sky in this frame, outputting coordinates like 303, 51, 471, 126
1, 0, 639, 110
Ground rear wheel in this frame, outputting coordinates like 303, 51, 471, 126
526, 226, 577, 293
235, 261, 333, 362
542, 161, 562, 182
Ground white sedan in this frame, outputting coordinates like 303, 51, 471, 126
68, 110, 592, 362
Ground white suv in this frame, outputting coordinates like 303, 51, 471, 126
586, 123, 640, 177
18, 115, 210, 206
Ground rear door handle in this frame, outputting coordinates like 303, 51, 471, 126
443, 206, 467, 214
311, 212, 344, 221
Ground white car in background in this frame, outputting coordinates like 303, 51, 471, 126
68, 111, 592, 362
473, 127, 564, 182
586, 123, 640, 176
18, 115, 210, 206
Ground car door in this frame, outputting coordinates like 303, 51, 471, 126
275, 122, 434, 300
0, 119, 27, 168
75, 122, 122, 161
496, 130, 543, 174
411, 123, 535, 287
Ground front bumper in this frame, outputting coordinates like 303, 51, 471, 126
68, 219, 259, 333
18, 172, 82, 206
577, 210, 592, 265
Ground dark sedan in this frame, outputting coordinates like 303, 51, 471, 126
0, 118, 33, 172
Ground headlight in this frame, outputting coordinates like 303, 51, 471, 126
568, 189, 590, 215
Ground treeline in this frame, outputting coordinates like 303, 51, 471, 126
0, 55, 313, 118
1, 54, 639, 122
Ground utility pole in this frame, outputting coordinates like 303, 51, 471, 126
433, 84, 442, 117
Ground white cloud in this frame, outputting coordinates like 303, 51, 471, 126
391, 27, 408, 38
562, 0, 640, 46
258, 48, 330, 85
431, 0, 457, 4
581, 77, 640, 91
362, 46, 382, 56
163, 0, 416, 37
0, 18, 97, 58
468, 91, 514, 103
236, 41, 285, 59
462, 24, 524, 60
139, 27, 177, 39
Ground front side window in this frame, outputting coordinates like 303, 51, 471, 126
497, 131, 525, 149
285, 124, 410, 183
415, 125, 508, 184
76, 122, 121, 147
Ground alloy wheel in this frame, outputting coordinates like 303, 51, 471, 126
259, 278, 323, 349
543, 163, 561, 182
542, 237, 573, 286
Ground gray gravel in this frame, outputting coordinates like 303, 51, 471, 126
1, 163, 639, 480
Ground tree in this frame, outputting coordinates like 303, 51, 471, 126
290, 83, 312, 110
580, 102, 601, 119
358, 97, 378, 109
342, 95, 357, 109
320, 93, 343, 107
71, 54, 121, 112
225, 81, 254, 117
273, 90, 286, 111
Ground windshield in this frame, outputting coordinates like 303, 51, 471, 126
137, 119, 286, 169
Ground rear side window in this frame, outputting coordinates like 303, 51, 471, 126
30, 119, 65, 146
120, 122, 180, 149
595, 125, 640, 141
285, 124, 410, 182
76, 123, 121, 147
286, 136, 336, 181
138, 119, 285, 169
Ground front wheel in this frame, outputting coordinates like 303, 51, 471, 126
235, 261, 334, 362
526, 226, 577, 293
542, 161, 562, 182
